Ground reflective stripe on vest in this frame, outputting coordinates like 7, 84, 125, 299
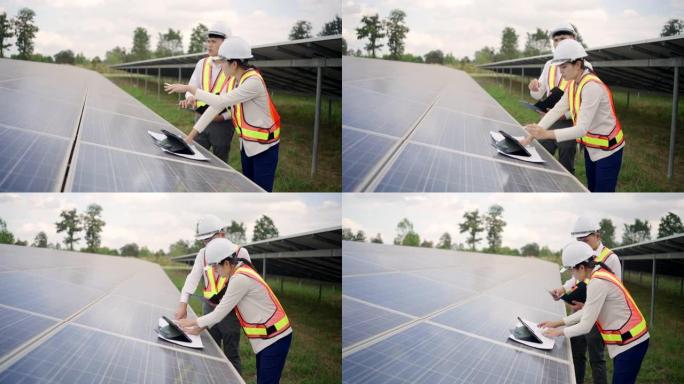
202, 251, 227, 300
594, 246, 613, 264
196, 58, 229, 108
233, 265, 290, 339
591, 269, 648, 345
568, 73, 625, 151
226, 69, 281, 144
548, 64, 568, 92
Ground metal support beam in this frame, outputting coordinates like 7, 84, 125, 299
626, 90, 630, 109
178, 67, 181, 102
262, 258, 267, 279
521, 67, 525, 97
650, 256, 656, 327
311, 66, 322, 176
509, 67, 513, 94
668, 66, 679, 180
144, 68, 148, 95
157, 69, 160, 100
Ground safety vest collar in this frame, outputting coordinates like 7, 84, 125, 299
197, 58, 229, 108
202, 250, 227, 301
594, 246, 614, 264
548, 64, 568, 92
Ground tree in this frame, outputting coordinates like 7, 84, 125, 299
225, 220, 246, 244
342, 228, 355, 241
498, 27, 519, 60
54, 49, 75, 64
319, 15, 341, 36
252, 215, 279, 241
420, 240, 433, 248
188, 23, 208, 54
91, 56, 101, 68
523, 28, 551, 56
156, 28, 183, 57
385, 9, 409, 60
104, 46, 127, 64
32, 231, 48, 248
520, 242, 540, 256
658, 212, 684, 238
570, 23, 587, 48
13, 8, 39, 60
120, 243, 140, 257
599, 218, 617, 248
82, 204, 105, 252
661, 19, 683, 37
424, 49, 444, 64
394, 218, 420, 246
437, 232, 452, 250
289, 20, 312, 40
474, 46, 495, 64
354, 230, 367, 242
370, 233, 383, 244
169, 239, 191, 256
485, 205, 506, 252
356, 14, 385, 58
138, 246, 152, 258
14, 239, 28, 246
55, 209, 82, 251
459, 210, 484, 251
622, 219, 651, 245
444, 53, 457, 66
130, 27, 152, 61
0, 218, 15, 244
0, 12, 14, 58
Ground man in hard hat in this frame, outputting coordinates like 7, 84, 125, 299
175, 215, 242, 374
548, 216, 621, 384
179, 22, 235, 163
527, 23, 591, 175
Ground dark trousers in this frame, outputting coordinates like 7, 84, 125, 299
256, 333, 292, 384
571, 324, 608, 384
195, 114, 235, 163
612, 338, 648, 384
241, 143, 279, 192
585, 147, 623, 192
203, 301, 242, 374
539, 120, 577, 174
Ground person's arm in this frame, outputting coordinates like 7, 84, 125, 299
180, 252, 204, 304
538, 91, 569, 129
185, 61, 202, 100
196, 274, 251, 329
606, 254, 623, 281
530, 63, 550, 100
552, 82, 602, 142
563, 277, 577, 292
562, 279, 609, 338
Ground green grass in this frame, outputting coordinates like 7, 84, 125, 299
165, 268, 341, 384
101, 71, 341, 192
473, 74, 684, 191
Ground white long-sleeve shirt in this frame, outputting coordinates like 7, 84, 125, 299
197, 264, 292, 354
193, 73, 278, 157
179, 248, 207, 304
186, 57, 230, 121
538, 69, 624, 162
563, 243, 621, 291
562, 266, 649, 358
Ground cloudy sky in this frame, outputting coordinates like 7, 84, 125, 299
0, 0, 339, 58
343, 0, 683, 58
0, 193, 340, 251
343, 194, 684, 250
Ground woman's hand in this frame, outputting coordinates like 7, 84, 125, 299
164, 83, 197, 95
177, 318, 197, 328
524, 124, 552, 140
184, 326, 204, 335
537, 319, 564, 329
184, 129, 199, 144
518, 135, 533, 147
543, 328, 565, 338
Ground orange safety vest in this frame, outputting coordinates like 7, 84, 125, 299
233, 264, 290, 339
568, 73, 625, 151
547, 64, 568, 92
196, 58, 230, 109
591, 268, 648, 345
226, 69, 281, 144
202, 250, 227, 304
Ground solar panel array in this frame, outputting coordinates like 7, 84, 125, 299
0, 244, 244, 383
342, 241, 575, 384
0, 58, 261, 192
342, 57, 587, 192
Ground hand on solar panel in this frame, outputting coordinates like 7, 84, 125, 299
542, 327, 565, 338
537, 319, 564, 329
524, 124, 554, 140
518, 135, 533, 147
184, 325, 205, 335
175, 302, 188, 320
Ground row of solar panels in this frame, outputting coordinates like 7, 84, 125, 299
342, 241, 574, 384
342, 57, 587, 192
0, 58, 262, 192
0, 244, 243, 383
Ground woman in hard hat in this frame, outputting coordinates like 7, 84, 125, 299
539, 241, 649, 384
522, 39, 625, 192
164, 36, 281, 192
177, 238, 292, 384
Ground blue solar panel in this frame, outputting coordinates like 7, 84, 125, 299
343, 297, 411, 348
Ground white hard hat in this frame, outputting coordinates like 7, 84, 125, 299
205, 238, 239, 265
237, 247, 251, 263
571, 216, 600, 238
552, 39, 587, 64
195, 215, 224, 240
550, 22, 576, 38
208, 22, 231, 39
217, 36, 253, 60
560, 241, 595, 273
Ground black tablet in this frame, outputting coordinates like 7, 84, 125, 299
512, 316, 542, 343
153, 130, 194, 155
519, 100, 544, 114
560, 280, 588, 304
158, 316, 192, 343
495, 130, 531, 157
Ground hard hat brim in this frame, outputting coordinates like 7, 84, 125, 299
195, 232, 216, 240
560, 266, 569, 273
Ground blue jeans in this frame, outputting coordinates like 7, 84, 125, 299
241, 143, 279, 192
612, 338, 648, 384
256, 333, 292, 384
585, 147, 623, 192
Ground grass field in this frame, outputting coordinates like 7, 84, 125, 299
472, 73, 684, 192
101, 71, 341, 192
164, 268, 341, 384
